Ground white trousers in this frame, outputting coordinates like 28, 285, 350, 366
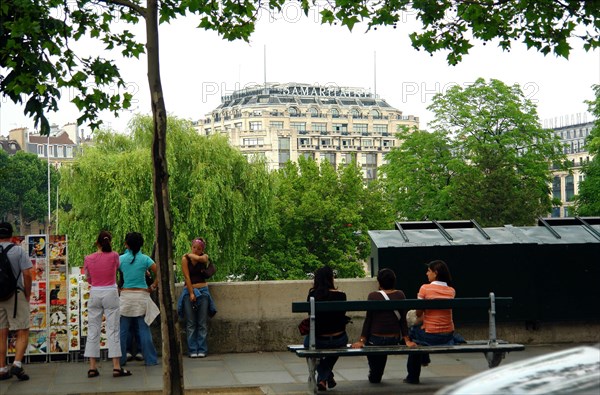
84, 287, 121, 359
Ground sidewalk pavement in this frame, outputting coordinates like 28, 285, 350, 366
0, 344, 583, 395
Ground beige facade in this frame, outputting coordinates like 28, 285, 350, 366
550, 121, 595, 217
198, 83, 419, 180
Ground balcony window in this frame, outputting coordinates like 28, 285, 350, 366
290, 122, 306, 132
374, 124, 388, 133
353, 123, 368, 132
270, 121, 284, 130
312, 123, 326, 132
249, 121, 262, 131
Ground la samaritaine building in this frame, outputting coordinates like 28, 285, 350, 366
197, 83, 419, 180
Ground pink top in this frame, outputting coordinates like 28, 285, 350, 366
84, 251, 120, 287
418, 281, 456, 333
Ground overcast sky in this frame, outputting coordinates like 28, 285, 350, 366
1, 4, 599, 136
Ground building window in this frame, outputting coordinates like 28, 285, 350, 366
370, 109, 381, 118
302, 152, 314, 160
551, 207, 560, 217
309, 108, 319, 117
383, 139, 394, 147
320, 138, 332, 146
288, 107, 299, 116
362, 139, 374, 147
563, 206, 570, 217
353, 123, 368, 132
341, 138, 352, 147
278, 137, 290, 150
298, 138, 310, 146
234, 122, 243, 129
290, 122, 306, 132
320, 152, 335, 165
351, 109, 360, 118
333, 123, 348, 132
249, 121, 262, 131
270, 121, 284, 130
242, 137, 264, 146
373, 124, 387, 133
49, 145, 55, 157
312, 123, 326, 132
37, 144, 45, 156
279, 151, 290, 165
66, 146, 73, 158
362, 153, 377, 165
331, 109, 340, 118
340, 153, 354, 164
552, 176, 561, 200
565, 175, 575, 202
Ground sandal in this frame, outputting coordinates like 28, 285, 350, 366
87, 369, 100, 378
113, 368, 132, 377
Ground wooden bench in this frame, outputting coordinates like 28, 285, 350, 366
289, 292, 525, 394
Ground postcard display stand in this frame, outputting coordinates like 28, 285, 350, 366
5, 234, 87, 362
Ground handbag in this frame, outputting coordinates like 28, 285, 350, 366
298, 317, 310, 336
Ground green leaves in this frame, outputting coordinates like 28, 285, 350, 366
316, 0, 598, 64
381, 78, 566, 226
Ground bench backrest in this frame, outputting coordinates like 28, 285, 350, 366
294, 292, 511, 350
292, 297, 513, 313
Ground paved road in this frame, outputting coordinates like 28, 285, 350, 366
0, 344, 584, 394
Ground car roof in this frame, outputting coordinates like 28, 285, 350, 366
436, 346, 600, 395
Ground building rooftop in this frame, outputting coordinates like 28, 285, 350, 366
217, 83, 393, 109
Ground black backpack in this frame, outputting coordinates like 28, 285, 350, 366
0, 244, 18, 301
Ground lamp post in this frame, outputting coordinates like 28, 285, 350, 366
47, 133, 51, 236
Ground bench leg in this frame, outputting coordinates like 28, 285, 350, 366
485, 351, 505, 368
306, 357, 317, 394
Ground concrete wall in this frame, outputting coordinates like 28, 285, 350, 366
166, 279, 600, 354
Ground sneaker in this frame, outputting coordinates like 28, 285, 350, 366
189, 353, 198, 358
10, 365, 29, 381
134, 353, 144, 361
403, 377, 419, 385
126, 353, 134, 362
327, 375, 337, 388
197, 353, 206, 358
317, 380, 327, 391
0, 371, 12, 381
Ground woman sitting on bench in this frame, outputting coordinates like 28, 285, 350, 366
351, 268, 417, 384
304, 266, 349, 392
405, 260, 464, 385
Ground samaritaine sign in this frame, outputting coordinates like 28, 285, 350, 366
222, 83, 373, 102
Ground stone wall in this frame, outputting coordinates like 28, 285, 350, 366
163, 279, 600, 354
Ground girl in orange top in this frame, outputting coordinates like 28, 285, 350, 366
405, 260, 463, 385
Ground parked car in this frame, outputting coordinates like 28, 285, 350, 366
436, 345, 600, 395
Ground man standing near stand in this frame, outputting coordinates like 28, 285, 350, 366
0, 222, 33, 381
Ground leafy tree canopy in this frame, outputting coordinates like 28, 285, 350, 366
382, 78, 567, 226
244, 157, 394, 280
575, 84, 600, 216
0, 150, 59, 232
315, 0, 599, 64
59, 115, 273, 278
2, 0, 598, 134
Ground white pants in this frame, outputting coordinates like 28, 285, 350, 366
84, 287, 121, 359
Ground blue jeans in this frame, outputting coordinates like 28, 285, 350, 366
366, 335, 400, 383
120, 315, 158, 366
303, 332, 348, 383
183, 289, 209, 355
406, 325, 455, 382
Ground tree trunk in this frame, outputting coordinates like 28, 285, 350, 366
145, 1, 185, 394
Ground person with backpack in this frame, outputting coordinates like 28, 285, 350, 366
0, 222, 33, 381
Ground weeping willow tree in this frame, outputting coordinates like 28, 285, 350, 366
59, 115, 273, 279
